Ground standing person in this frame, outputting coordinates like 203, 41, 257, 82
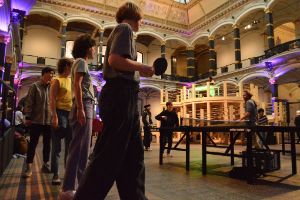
155, 102, 179, 157
256, 108, 268, 148
73, 2, 153, 200
50, 58, 73, 185
295, 110, 300, 143
59, 34, 96, 197
22, 67, 55, 178
240, 91, 257, 126
142, 104, 153, 151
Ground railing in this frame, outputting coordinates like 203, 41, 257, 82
265, 39, 300, 59
21, 54, 101, 71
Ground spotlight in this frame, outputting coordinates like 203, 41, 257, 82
222, 36, 225, 40
265, 61, 273, 71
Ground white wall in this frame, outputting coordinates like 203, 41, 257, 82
274, 23, 296, 44
22, 25, 60, 58
240, 30, 265, 61
215, 40, 234, 68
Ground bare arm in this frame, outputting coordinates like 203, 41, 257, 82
108, 54, 153, 77
50, 79, 59, 117
240, 112, 250, 120
74, 72, 84, 110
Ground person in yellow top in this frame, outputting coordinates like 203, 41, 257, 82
50, 58, 73, 185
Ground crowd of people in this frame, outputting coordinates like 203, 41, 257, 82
9, 2, 300, 200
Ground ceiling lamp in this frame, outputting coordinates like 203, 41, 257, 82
222, 36, 225, 41
0, 0, 4, 7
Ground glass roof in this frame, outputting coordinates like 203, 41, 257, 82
174, 0, 191, 4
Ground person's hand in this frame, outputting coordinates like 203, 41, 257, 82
77, 108, 86, 126
139, 64, 154, 77
25, 120, 32, 126
52, 115, 58, 129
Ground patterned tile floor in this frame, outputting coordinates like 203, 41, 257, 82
1, 141, 300, 200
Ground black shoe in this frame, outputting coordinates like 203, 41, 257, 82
52, 174, 61, 185
41, 163, 51, 173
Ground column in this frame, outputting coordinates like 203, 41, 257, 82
186, 46, 195, 78
60, 21, 67, 58
233, 25, 242, 69
208, 36, 217, 76
295, 20, 300, 39
270, 78, 278, 112
295, 20, 300, 48
98, 29, 104, 66
265, 9, 275, 49
161, 41, 166, 58
0, 34, 10, 92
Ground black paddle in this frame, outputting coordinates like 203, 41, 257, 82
153, 57, 168, 76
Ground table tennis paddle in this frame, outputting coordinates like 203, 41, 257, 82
153, 57, 168, 76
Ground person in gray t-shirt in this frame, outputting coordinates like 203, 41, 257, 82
59, 34, 96, 198
74, 2, 153, 200
240, 91, 257, 125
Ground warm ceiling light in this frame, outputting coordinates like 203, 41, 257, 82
222, 36, 225, 40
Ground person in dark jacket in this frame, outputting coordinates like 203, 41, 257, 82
155, 101, 179, 157
142, 104, 153, 151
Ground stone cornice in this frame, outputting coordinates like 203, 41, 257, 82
35, 0, 254, 38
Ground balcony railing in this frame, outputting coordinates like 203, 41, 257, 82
265, 39, 300, 58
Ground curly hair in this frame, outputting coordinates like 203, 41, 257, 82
72, 34, 96, 59
115, 2, 143, 23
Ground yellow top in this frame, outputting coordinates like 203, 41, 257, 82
55, 77, 72, 111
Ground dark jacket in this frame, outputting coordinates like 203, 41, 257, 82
24, 80, 51, 125
142, 110, 152, 127
295, 116, 300, 127
155, 110, 179, 128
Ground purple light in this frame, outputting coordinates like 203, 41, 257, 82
11, 0, 36, 15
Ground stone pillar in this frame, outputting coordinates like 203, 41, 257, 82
161, 41, 166, 58
233, 25, 242, 69
265, 9, 275, 49
60, 21, 67, 58
98, 29, 104, 66
186, 46, 195, 78
208, 36, 217, 76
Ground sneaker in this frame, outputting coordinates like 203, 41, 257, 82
22, 163, 32, 178
58, 190, 76, 200
52, 174, 61, 185
41, 163, 51, 173
144, 147, 149, 151
147, 147, 152, 151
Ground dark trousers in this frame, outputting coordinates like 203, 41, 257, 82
51, 109, 72, 175
26, 124, 51, 164
74, 79, 146, 200
143, 126, 152, 148
160, 131, 173, 154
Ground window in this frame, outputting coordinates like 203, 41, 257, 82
174, 0, 191, 4
98, 45, 107, 64
65, 41, 74, 58
137, 51, 143, 63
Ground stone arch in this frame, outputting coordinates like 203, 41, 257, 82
238, 71, 270, 85
66, 16, 103, 29
29, 8, 65, 22
209, 20, 235, 36
191, 33, 209, 46
137, 30, 164, 43
235, 4, 265, 25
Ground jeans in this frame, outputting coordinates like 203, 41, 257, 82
26, 124, 51, 164
62, 99, 94, 191
50, 109, 72, 175
160, 131, 173, 154
74, 78, 146, 200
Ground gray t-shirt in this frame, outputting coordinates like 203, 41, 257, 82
103, 23, 140, 83
245, 99, 257, 125
71, 58, 94, 101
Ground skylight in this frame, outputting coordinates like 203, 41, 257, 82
174, 0, 191, 4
